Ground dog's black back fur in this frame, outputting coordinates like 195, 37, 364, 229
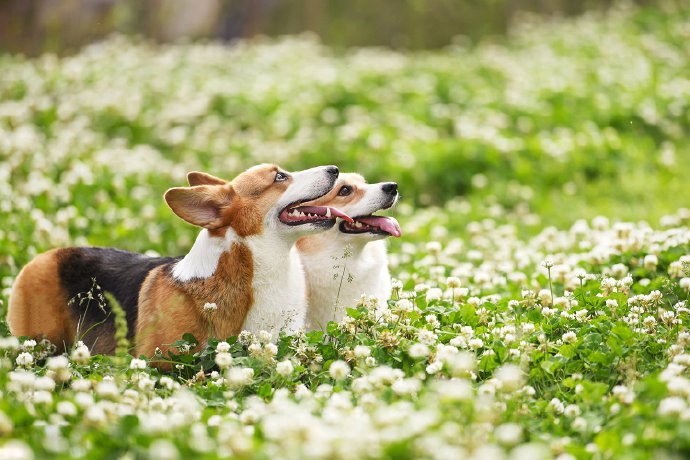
57, 247, 179, 351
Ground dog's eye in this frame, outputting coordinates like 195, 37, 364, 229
274, 172, 288, 182
338, 186, 352, 196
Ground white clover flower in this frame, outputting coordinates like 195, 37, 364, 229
129, 358, 147, 370
34, 376, 56, 392
468, 338, 484, 350
680, 278, 690, 291
414, 283, 430, 293
456, 287, 470, 298
573, 417, 588, 432
0, 336, 20, 350
549, 398, 565, 414
611, 263, 629, 278
237, 331, 254, 346
542, 307, 556, 317
494, 364, 524, 392
425, 314, 440, 329
0, 440, 34, 460
354, 345, 371, 358
15, 352, 33, 367
329, 360, 350, 381
564, 404, 581, 418
575, 309, 589, 322
57, 401, 78, 417
425, 360, 443, 374
71, 379, 92, 392
95, 381, 119, 399
669, 261, 684, 278
215, 352, 233, 369
434, 379, 473, 401
32, 390, 52, 405
365, 356, 377, 367
46, 355, 69, 371
538, 289, 552, 306
425, 288, 443, 303
148, 439, 179, 460
396, 299, 414, 312
74, 393, 94, 409
612, 385, 635, 404
644, 254, 659, 271
467, 296, 481, 307
417, 329, 438, 346
216, 341, 231, 353
276, 360, 294, 377
562, 331, 577, 344
391, 279, 403, 290
264, 343, 278, 358
392, 378, 421, 396
425, 241, 442, 255
258, 330, 273, 344
227, 367, 254, 387
449, 336, 467, 348
408, 343, 430, 359
203, 302, 218, 313
71, 345, 91, 364
21, 339, 37, 350
658, 396, 687, 416
494, 423, 522, 446
522, 323, 536, 334
446, 276, 461, 288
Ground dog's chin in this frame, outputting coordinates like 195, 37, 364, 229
280, 218, 336, 237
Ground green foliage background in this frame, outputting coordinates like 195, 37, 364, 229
0, 4, 690, 459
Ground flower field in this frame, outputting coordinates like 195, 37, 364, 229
1, 3, 690, 459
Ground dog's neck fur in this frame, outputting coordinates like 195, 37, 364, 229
172, 229, 235, 282
298, 229, 391, 331
172, 227, 307, 336
242, 231, 307, 335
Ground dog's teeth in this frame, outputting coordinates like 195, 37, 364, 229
299, 212, 306, 218
325, 208, 331, 218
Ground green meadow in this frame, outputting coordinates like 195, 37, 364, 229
0, 3, 689, 459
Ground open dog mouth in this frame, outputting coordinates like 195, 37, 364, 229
340, 215, 402, 237
279, 204, 353, 226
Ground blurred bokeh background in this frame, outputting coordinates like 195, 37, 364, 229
1, 0, 646, 55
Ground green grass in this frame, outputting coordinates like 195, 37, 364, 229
0, 3, 690, 459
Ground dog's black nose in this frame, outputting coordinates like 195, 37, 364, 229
382, 182, 398, 194
325, 166, 339, 177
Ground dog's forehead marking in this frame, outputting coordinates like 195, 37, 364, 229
231, 164, 283, 195
341, 173, 366, 186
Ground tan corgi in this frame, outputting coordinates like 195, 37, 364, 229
8, 164, 351, 359
296, 173, 400, 330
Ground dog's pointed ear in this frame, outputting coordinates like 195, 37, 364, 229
187, 171, 227, 187
164, 184, 234, 229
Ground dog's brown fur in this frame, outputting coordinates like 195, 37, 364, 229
136, 244, 254, 360
8, 249, 76, 352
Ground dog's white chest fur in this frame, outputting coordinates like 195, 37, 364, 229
301, 239, 391, 330
242, 234, 307, 334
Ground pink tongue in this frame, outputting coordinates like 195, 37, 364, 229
357, 216, 402, 237
295, 206, 353, 222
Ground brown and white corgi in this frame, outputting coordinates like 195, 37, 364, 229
296, 173, 401, 330
8, 164, 351, 359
